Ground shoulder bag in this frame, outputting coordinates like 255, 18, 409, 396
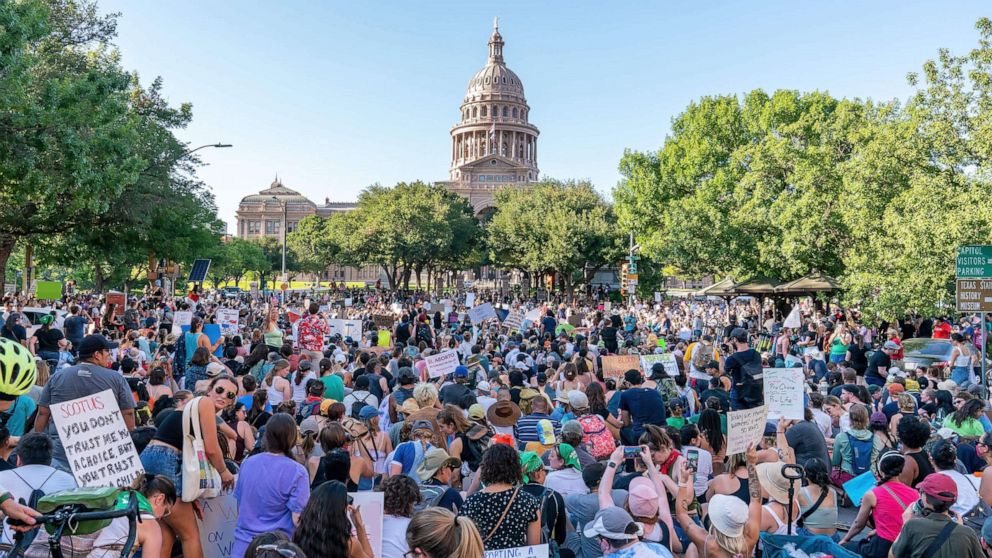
181, 396, 222, 502
483, 487, 521, 544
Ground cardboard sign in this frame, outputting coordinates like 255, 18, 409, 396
640, 354, 679, 377
763, 368, 806, 420
197, 490, 238, 557
425, 349, 460, 379
601, 355, 641, 378
727, 405, 769, 455
468, 302, 498, 325
328, 319, 363, 340
465, 293, 476, 308
171, 311, 193, 336
502, 311, 524, 332
372, 313, 395, 329
567, 313, 583, 327
351, 492, 384, 558
216, 308, 239, 334
485, 544, 550, 558
525, 307, 543, 322
35, 281, 62, 301
51, 389, 144, 487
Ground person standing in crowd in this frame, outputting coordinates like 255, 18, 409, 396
296, 303, 328, 363
724, 327, 763, 410
415, 447, 464, 512
405, 507, 484, 558
381, 475, 421, 558
291, 480, 372, 558
619, 368, 665, 445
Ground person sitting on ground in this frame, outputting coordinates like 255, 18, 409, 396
890, 472, 983, 558
88, 473, 177, 558
931, 439, 980, 519
830, 404, 873, 488
415, 448, 464, 513
898, 415, 936, 488
839, 451, 919, 558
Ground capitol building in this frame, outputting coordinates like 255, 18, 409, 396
235, 20, 539, 285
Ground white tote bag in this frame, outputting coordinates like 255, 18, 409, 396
181, 396, 222, 502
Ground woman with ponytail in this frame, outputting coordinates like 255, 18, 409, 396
406, 507, 484, 558
88, 473, 177, 558
294, 480, 373, 558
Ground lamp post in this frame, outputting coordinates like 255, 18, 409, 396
184, 143, 233, 156
271, 196, 287, 304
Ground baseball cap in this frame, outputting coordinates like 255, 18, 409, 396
205, 362, 227, 377
883, 341, 900, 351
476, 380, 492, 393
454, 365, 469, 379
78, 334, 118, 359
298, 360, 312, 371
319, 399, 336, 415
537, 419, 556, 446
468, 404, 485, 421
583, 507, 643, 540
561, 420, 583, 438
730, 328, 748, 343
334, 353, 347, 364
410, 419, 434, 433
628, 477, 660, 518
567, 390, 589, 410
416, 448, 461, 481
918, 473, 957, 502
358, 405, 381, 421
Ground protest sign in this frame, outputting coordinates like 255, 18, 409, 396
727, 405, 768, 455
51, 389, 144, 487
842, 471, 877, 507
465, 292, 476, 308
377, 330, 391, 347
763, 368, 806, 420
425, 349, 460, 378
344, 297, 353, 307
783, 306, 802, 329
524, 307, 543, 322
197, 489, 238, 557
485, 544, 549, 558
468, 302, 498, 325
328, 319, 362, 340
202, 324, 224, 357
640, 354, 679, 377
171, 311, 193, 336
351, 492, 384, 558
373, 313, 395, 329
502, 311, 524, 332
216, 308, 239, 334
567, 313, 583, 327
604, 301, 612, 313
654, 292, 662, 303
601, 355, 641, 378
35, 281, 62, 301
106, 291, 126, 310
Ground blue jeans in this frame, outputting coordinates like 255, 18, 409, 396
951, 366, 973, 388
140, 444, 182, 493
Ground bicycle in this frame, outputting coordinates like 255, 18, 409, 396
3, 489, 140, 558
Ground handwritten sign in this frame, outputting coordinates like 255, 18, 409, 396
425, 349, 460, 379
171, 310, 193, 336
372, 313, 395, 328
51, 389, 144, 487
216, 308, 239, 334
601, 355, 641, 378
764, 368, 805, 420
197, 489, 237, 557
727, 405, 768, 455
465, 293, 476, 308
328, 319, 363, 340
640, 354, 679, 377
468, 302, 498, 325
485, 544, 549, 558
351, 492, 384, 558
502, 311, 525, 332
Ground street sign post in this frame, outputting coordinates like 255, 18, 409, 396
956, 245, 992, 387
956, 245, 992, 278
956, 279, 992, 312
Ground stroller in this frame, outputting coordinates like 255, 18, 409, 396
760, 534, 860, 558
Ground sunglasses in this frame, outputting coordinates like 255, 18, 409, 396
214, 386, 236, 400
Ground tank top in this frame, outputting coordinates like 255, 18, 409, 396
830, 336, 847, 356
798, 486, 837, 529
184, 332, 200, 363
730, 473, 750, 504
871, 481, 917, 541
263, 328, 283, 349
954, 345, 974, 367
266, 380, 286, 407
226, 419, 247, 462
762, 503, 794, 535
908, 451, 935, 486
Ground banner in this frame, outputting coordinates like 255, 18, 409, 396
727, 405, 768, 455
465, 293, 476, 308
601, 355, 641, 378
485, 544, 549, 558
216, 308, 239, 334
328, 319, 363, 340
35, 281, 62, 301
197, 490, 238, 557
425, 349, 460, 379
51, 389, 144, 487
171, 311, 193, 336
502, 311, 524, 332
468, 302, 498, 325
640, 354, 679, 377
763, 368, 806, 420
372, 313, 395, 329
351, 492, 384, 558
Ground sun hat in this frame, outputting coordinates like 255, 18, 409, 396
537, 419, 556, 446
416, 448, 461, 481
756, 462, 793, 504
568, 390, 589, 411
628, 477, 660, 518
918, 473, 957, 502
937, 379, 958, 393
583, 507, 643, 540
487, 400, 522, 427
707, 494, 748, 538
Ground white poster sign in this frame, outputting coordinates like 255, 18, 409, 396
485, 544, 550, 558
468, 302, 498, 325
344, 297, 353, 307
640, 353, 679, 377
425, 349, 460, 379
726, 405, 769, 455
763, 368, 805, 420
783, 306, 802, 329
604, 301, 612, 313
465, 292, 476, 308
654, 292, 662, 303
524, 307, 543, 323
502, 311, 525, 332
350, 492, 384, 558
328, 319, 363, 340
171, 311, 193, 336
215, 308, 239, 334
51, 389, 144, 487
197, 489, 238, 557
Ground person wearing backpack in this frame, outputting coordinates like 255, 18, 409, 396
572, 393, 616, 461
724, 328, 764, 410
829, 404, 874, 488
0, 433, 77, 548
343, 375, 379, 419
414, 448, 463, 513
519, 451, 566, 557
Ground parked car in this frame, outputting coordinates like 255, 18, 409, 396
221, 286, 242, 299
19, 307, 68, 337
901, 337, 991, 374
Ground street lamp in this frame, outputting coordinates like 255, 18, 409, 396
271, 196, 287, 303
184, 143, 233, 156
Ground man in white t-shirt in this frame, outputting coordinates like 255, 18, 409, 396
0, 433, 77, 547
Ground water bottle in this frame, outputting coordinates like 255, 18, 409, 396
819, 378, 829, 396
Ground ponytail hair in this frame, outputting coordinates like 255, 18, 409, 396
130, 473, 177, 505
300, 429, 317, 460
406, 507, 484, 558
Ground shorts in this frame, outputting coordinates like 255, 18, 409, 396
140, 444, 182, 493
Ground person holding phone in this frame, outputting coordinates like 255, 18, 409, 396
600, 445, 680, 553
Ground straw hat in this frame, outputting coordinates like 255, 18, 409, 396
756, 462, 793, 504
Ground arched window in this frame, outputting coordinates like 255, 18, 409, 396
512, 107, 518, 118
472, 107, 478, 118
481, 107, 487, 117
502, 106, 508, 117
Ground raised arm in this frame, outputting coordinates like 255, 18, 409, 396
600, 446, 623, 509
743, 445, 763, 547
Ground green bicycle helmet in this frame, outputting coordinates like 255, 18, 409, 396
0, 337, 36, 399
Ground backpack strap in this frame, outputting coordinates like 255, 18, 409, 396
880, 483, 909, 510
920, 520, 957, 558
797, 487, 828, 528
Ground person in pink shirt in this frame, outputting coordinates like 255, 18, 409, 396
839, 450, 918, 558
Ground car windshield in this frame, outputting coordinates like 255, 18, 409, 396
902, 339, 952, 356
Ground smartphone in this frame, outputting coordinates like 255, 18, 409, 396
623, 446, 641, 459
686, 448, 699, 472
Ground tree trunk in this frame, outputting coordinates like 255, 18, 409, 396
0, 236, 15, 294
94, 266, 106, 293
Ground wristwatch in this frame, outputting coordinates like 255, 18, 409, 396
607, 461, 617, 469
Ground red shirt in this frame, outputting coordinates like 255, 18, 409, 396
933, 322, 952, 339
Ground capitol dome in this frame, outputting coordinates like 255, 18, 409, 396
464, 20, 525, 102
239, 177, 316, 210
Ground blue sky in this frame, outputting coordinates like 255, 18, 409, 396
99, 1, 990, 232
